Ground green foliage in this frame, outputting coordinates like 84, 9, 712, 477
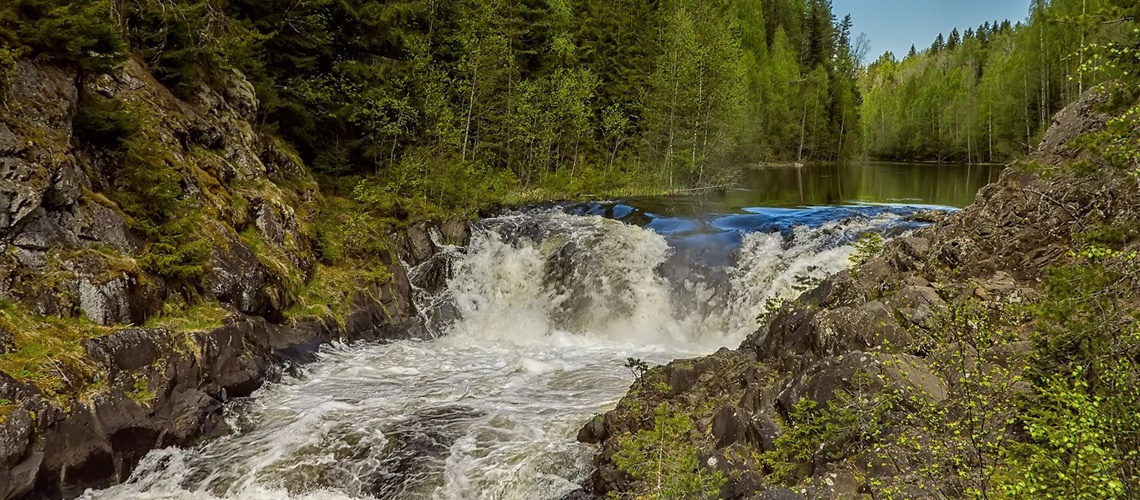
764, 382, 891, 483
849, 232, 885, 267
144, 299, 231, 332
625, 357, 650, 382
859, 0, 1138, 163
998, 368, 1135, 499
999, 246, 1140, 497
611, 402, 726, 499
126, 376, 156, 405
0, 300, 109, 399
74, 94, 142, 151
0, 0, 125, 70
285, 262, 392, 324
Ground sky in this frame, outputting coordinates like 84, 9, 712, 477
831, 0, 1033, 61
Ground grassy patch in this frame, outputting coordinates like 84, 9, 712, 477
0, 301, 110, 399
126, 376, 156, 406
143, 300, 230, 332
286, 262, 392, 325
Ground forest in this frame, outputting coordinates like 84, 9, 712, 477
3, 0, 860, 202
1, 0, 1137, 194
859, 0, 1140, 163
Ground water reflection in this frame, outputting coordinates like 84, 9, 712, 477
732, 161, 1003, 209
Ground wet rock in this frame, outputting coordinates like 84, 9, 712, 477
0, 407, 38, 500
403, 223, 436, 265
904, 210, 950, 224
578, 415, 609, 444
440, 216, 471, 246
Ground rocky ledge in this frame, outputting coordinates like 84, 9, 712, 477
578, 90, 1138, 498
0, 55, 475, 499
0, 217, 470, 499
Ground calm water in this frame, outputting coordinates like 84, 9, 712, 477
637, 162, 1002, 216
85, 163, 997, 500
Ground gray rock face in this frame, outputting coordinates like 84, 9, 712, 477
78, 276, 135, 326
207, 229, 287, 320
440, 216, 471, 246
4, 261, 420, 499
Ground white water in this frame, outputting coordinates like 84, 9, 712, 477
83, 210, 904, 500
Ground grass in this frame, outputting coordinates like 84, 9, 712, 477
0, 300, 110, 399
285, 261, 391, 325
144, 300, 231, 332
126, 376, 156, 405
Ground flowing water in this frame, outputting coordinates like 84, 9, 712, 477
83, 163, 1000, 500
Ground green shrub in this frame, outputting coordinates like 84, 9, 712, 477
0, 0, 124, 69
611, 402, 725, 500
74, 94, 141, 151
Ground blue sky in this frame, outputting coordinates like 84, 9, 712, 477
832, 0, 1033, 61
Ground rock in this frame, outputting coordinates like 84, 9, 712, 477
42, 163, 84, 209
403, 223, 436, 265
0, 407, 38, 500
753, 487, 806, 500
778, 352, 947, 419
69, 198, 135, 253
748, 412, 783, 452
905, 210, 950, 224
1035, 88, 1112, 165
207, 229, 286, 320
807, 464, 863, 499
440, 216, 471, 246
10, 208, 79, 251
78, 275, 135, 326
888, 286, 944, 329
578, 415, 609, 444
711, 406, 749, 449
0, 324, 13, 354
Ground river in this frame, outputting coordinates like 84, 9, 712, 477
82, 162, 1001, 500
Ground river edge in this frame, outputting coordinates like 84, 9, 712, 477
576, 90, 1136, 498
0, 218, 479, 499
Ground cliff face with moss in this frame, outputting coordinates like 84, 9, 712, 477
579, 90, 1140, 499
0, 58, 461, 499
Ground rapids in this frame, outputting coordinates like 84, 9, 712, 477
82, 201, 944, 500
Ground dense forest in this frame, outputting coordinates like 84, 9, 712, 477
2, 0, 862, 200
859, 0, 1139, 163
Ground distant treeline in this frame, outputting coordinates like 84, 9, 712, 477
2, 0, 862, 196
858, 0, 1138, 163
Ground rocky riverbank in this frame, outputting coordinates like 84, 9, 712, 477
578, 90, 1140, 498
0, 56, 471, 499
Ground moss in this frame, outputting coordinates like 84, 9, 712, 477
144, 300, 230, 332
285, 261, 392, 326
0, 300, 109, 399
126, 376, 156, 406
0, 398, 15, 423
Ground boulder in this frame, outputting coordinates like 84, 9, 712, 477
440, 216, 471, 246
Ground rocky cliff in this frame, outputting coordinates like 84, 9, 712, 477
578, 90, 1140, 498
0, 58, 464, 499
